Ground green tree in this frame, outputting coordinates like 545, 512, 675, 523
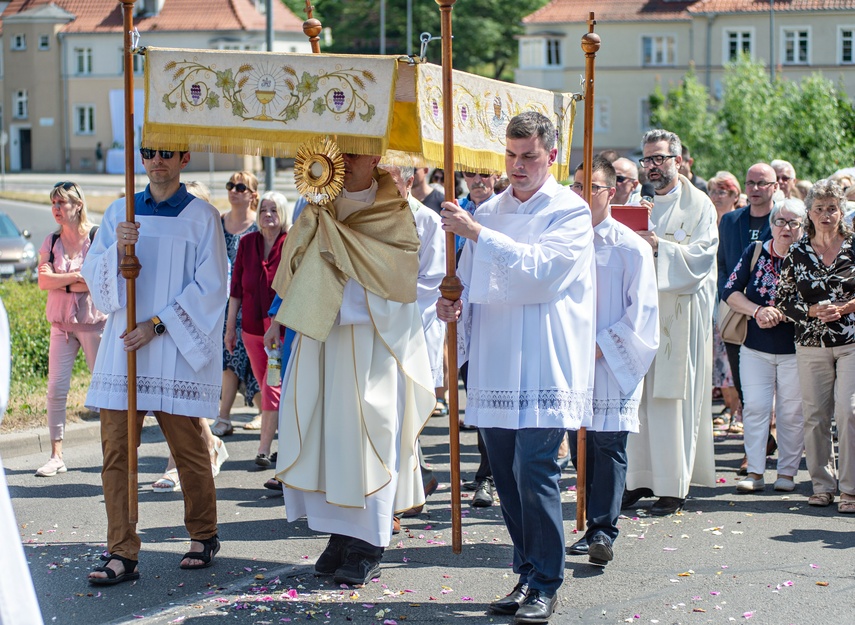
280, 0, 549, 80
649, 67, 722, 179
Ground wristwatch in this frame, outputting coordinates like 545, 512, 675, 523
151, 315, 166, 336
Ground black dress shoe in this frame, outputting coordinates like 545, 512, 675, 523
588, 534, 614, 567
489, 582, 529, 615
650, 496, 685, 516
314, 534, 350, 576
472, 478, 495, 507
514, 588, 558, 623
567, 536, 589, 555
621, 487, 654, 509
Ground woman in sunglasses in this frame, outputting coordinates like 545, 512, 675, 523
212, 171, 262, 438
35, 181, 106, 477
778, 179, 855, 512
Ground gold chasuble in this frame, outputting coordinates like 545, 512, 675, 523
272, 170, 435, 516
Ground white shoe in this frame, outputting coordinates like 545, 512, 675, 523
773, 477, 795, 492
736, 476, 765, 492
35, 456, 67, 477
211, 438, 229, 478
151, 469, 181, 493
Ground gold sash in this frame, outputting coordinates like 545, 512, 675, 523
271, 169, 420, 341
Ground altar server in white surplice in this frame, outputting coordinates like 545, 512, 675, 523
83, 149, 228, 585
0, 298, 46, 624
438, 112, 596, 624
566, 156, 659, 568
271, 154, 435, 587
623, 129, 719, 517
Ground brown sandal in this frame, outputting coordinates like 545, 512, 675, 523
808, 492, 835, 507
838, 496, 855, 513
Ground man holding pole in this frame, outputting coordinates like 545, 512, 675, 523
270, 153, 435, 587
438, 111, 596, 623
83, 148, 228, 584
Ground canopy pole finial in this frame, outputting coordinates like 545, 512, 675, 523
303, 1, 322, 54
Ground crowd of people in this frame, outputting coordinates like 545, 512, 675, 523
22, 116, 855, 624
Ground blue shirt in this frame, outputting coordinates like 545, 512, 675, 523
456, 193, 494, 254
135, 183, 194, 217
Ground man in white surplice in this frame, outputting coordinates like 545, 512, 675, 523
83, 149, 229, 583
271, 153, 435, 587
623, 129, 719, 516
566, 156, 659, 568
438, 112, 595, 623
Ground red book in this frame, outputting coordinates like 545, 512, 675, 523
611, 205, 648, 231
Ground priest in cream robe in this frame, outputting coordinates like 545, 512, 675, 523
438, 112, 596, 624
83, 149, 229, 583
0, 298, 45, 624
271, 153, 435, 587
566, 156, 659, 568
624, 129, 719, 516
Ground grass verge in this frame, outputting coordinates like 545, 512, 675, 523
2, 371, 98, 433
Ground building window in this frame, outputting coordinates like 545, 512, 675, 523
595, 98, 610, 133
11, 34, 26, 50
783, 28, 809, 65
642, 35, 675, 67
724, 30, 753, 62
74, 105, 95, 135
38, 35, 50, 50
545, 39, 562, 66
518, 36, 563, 68
840, 27, 855, 64
13, 90, 28, 119
75, 47, 93, 75
133, 54, 144, 74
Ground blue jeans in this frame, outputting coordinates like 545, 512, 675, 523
569, 429, 629, 543
480, 427, 566, 594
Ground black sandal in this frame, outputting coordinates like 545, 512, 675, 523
89, 554, 140, 586
179, 535, 220, 570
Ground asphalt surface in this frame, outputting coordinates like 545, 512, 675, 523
3, 404, 854, 625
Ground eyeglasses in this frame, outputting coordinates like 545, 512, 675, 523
777, 176, 792, 183
615, 175, 636, 184
811, 206, 840, 215
638, 154, 676, 168
139, 148, 176, 160
226, 181, 249, 193
772, 218, 803, 229
745, 180, 776, 189
571, 183, 612, 194
463, 171, 491, 178
53, 181, 81, 198
709, 188, 732, 197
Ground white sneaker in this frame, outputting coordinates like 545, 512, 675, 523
773, 477, 795, 492
736, 476, 765, 492
35, 457, 67, 477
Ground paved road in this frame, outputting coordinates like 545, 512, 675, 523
4, 410, 854, 625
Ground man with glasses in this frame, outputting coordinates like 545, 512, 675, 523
772, 159, 798, 199
612, 157, 642, 205
623, 129, 718, 516
568, 157, 659, 567
83, 148, 229, 584
716, 163, 776, 429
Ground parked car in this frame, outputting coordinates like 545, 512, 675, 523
0, 212, 37, 280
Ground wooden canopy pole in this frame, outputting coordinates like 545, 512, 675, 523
436, 0, 463, 555
303, 1, 322, 54
576, 12, 600, 533
119, 0, 141, 523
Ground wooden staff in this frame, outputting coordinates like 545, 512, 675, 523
436, 0, 463, 555
302, 0, 322, 54
119, 0, 141, 523
576, 12, 600, 533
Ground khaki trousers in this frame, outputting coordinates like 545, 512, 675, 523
796, 344, 855, 495
100, 409, 217, 560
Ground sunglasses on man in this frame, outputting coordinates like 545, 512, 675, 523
139, 148, 176, 160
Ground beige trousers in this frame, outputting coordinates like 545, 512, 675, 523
796, 344, 855, 495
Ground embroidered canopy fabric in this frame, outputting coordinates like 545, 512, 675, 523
143, 48, 576, 179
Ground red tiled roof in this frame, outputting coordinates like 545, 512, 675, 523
687, 0, 855, 13
0, 0, 303, 34
523, 0, 855, 23
523, 0, 695, 24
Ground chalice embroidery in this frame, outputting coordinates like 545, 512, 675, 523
255, 74, 277, 121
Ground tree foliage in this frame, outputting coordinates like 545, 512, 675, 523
649, 56, 855, 181
280, 0, 549, 80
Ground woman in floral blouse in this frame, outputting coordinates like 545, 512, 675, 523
778, 179, 855, 512
723, 199, 805, 494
